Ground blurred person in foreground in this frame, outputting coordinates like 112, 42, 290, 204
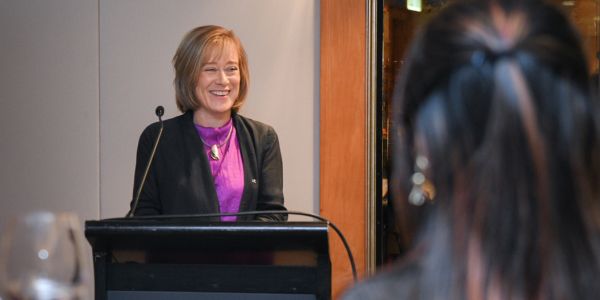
344, 0, 600, 298
130, 25, 287, 221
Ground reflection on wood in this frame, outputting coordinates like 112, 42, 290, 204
558, 0, 599, 74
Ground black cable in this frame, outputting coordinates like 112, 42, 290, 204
110, 210, 358, 282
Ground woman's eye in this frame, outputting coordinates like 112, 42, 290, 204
227, 66, 239, 72
203, 67, 217, 72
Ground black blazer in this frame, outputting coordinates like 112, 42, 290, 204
131, 111, 287, 221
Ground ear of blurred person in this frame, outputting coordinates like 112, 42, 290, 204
344, 0, 600, 299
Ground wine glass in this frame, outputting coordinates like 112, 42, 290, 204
0, 212, 91, 300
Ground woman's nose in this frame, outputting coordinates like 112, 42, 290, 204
216, 70, 229, 84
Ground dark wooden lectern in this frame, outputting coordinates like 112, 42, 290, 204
85, 218, 331, 300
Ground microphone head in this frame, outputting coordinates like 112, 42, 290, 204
155, 106, 165, 117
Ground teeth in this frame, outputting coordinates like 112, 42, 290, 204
211, 90, 229, 96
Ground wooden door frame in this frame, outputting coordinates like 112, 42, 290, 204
320, 0, 379, 297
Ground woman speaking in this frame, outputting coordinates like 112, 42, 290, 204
130, 25, 287, 221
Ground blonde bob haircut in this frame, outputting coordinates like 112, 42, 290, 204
173, 25, 249, 113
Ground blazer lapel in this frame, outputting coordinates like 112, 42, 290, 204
234, 114, 258, 219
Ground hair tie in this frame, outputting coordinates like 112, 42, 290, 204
490, 48, 515, 62
471, 48, 516, 67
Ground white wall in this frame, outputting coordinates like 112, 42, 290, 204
0, 0, 319, 224
100, 0, 319, 219
0, 0, 100, 223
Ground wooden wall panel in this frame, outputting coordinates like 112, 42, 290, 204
320, 0, 367, 298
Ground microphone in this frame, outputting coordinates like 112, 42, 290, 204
126, 106, 165, 217
155, 106, 164, 118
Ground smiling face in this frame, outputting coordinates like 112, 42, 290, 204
193, 41, 240, 127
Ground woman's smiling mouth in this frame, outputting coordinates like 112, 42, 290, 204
210, 90, 230, 96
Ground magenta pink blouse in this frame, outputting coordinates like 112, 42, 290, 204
194, 119, 244, 221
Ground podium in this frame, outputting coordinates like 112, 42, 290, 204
85, 218, 331, 300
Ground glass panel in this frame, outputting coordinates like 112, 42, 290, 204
380, 0, 446, 266
379, 0, 599, 265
